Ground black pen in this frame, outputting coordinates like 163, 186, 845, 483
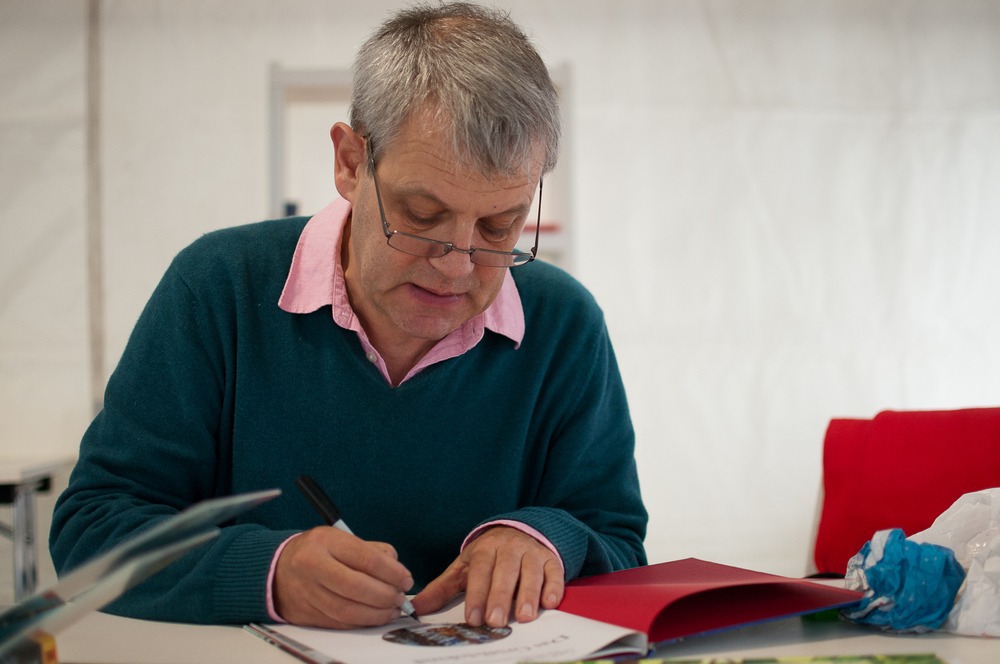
294, 474, 418, 620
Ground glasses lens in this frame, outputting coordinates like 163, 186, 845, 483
387, 233, 450, 259
388, 231, 532, 268
470, 250, 532, 268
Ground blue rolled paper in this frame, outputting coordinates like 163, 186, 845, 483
842, 528, 966, 632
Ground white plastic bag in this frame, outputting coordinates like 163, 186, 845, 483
909, 487, 1000, 636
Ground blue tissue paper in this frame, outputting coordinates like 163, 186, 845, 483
842, 528, 966, 632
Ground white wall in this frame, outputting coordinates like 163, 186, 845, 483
0, 1, 90, 460
2, 0, 999, 590
0, 0, 89, 601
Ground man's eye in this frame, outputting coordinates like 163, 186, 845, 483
405, 212, 438, 230
480, 225, 513, 242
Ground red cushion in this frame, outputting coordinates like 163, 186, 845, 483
813, 407, 1000, 575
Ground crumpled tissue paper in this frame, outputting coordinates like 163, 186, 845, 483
910, 487, 1000, 636
841, 527, 965, 632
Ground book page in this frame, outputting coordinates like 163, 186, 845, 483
247, 601, 647, 664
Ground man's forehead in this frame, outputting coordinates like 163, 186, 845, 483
386, 170, 539, 211
379, 110, 545, 183
387, 147, 536, 187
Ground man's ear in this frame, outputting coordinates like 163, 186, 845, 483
331, 122, 366, 202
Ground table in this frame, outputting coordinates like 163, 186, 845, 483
652, 616, 997, 664
56, 611, 290, 664
54, 610, 996, 664
0, 455, 75, 600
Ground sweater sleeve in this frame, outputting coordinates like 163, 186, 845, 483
475, 302, 648, 581
49, 241, 297, 624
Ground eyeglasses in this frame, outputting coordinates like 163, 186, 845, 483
367, 138, 541, 268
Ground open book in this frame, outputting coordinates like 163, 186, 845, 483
246, 558, 863, 664
248, 601, 647, 664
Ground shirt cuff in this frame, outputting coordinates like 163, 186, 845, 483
266, 533, 301, 623
461, 519, 566, 577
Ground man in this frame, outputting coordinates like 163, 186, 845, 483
50, 2, 646, 630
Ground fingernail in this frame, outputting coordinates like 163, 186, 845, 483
489, 607, 505, 626
545, 593, 559, 606
519, 602, 534, 619
467, 607, 482, 625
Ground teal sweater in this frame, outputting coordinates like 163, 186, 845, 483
49, 217, 647, 624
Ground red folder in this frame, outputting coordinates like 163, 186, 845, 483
558, 558, 863, 644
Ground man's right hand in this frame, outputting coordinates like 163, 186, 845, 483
273, 526, 415, 628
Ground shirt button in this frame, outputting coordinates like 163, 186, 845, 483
365, 351, 377, 364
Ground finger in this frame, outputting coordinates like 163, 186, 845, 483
540, 557, 565, 610
274, 528, 412, 627
306, 535, 411, 610
336, 535, 412, 594
321, 553, 408, 607
481, 546, 522, 627
462, 545, 496, 627
296, 583, 407, 629
278, 539, 405, 625
514, 553, 565, 623
512, 553, 546, 623
411, 559, 467, 616
370, 541, 399, 560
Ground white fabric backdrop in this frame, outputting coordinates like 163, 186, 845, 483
2, 0, 999, 585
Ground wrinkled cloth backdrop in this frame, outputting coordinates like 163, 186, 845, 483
2, 0, 998, 600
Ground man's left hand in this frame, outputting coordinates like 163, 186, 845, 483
411, 526, 564, 626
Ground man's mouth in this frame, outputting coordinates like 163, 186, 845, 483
407, 283, 465, 305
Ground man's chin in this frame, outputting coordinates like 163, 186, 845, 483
400, 319, 465, 343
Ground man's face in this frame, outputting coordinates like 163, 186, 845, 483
335, 119, 542, 355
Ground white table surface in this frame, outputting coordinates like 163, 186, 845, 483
54, 609, 996, 664
56, 610, 292, 664
652, 615, 997, 664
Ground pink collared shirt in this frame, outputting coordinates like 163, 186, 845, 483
265, 199, 563, 621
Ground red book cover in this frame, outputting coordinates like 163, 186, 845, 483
558, 558, 863, 645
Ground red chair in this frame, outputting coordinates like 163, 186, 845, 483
812, 407, 1000, 576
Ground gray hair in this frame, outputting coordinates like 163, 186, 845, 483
350, 2, 560, 177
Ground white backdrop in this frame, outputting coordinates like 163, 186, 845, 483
2, 0, 999, 587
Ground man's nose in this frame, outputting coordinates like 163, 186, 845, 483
429, 221, 479, 276
428, 244, 477, 278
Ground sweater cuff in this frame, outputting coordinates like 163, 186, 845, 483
462, 519, 566, 577
214, 528, 299, 624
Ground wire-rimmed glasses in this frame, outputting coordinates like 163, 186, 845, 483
366, 138, 541, 268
